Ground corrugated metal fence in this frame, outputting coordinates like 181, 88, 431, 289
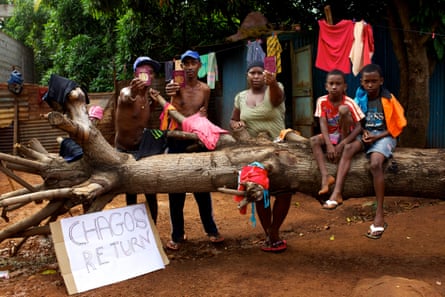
428, 61, 445, 148
0, 83, 115, 154
0, 83, 67, 154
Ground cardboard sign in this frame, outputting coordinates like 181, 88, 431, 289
50, 204, 169, 295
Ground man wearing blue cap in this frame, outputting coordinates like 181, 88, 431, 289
115, 56, 161, 224
164, 50, 224, 250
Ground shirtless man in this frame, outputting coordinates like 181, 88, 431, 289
115, 56, 161, 223
164, 50, 224, 250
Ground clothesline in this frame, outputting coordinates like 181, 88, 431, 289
129, 22, 443, 68
142, 43, 246, 66
137, 34, 279, 67
373, 24, 444, 39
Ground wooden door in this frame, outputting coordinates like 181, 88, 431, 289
291, 44, 314, 137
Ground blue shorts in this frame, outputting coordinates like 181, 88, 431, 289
362, 130, 397, 158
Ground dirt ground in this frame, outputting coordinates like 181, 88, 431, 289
0, 172, 444, 297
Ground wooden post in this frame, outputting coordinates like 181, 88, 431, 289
13, 96, 18, 156
324, 5, 333, 25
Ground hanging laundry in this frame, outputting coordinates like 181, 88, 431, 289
198, 54, 208, 78
206, 52, 218, 89
246, 40, 266, 65
164, 61, 174, 82
315, 19, 354, 73
349, 20, 375, 76
196, 53, 218, 89
266, 34, 282, 73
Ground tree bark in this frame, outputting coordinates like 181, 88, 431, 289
387, 0, 431, 148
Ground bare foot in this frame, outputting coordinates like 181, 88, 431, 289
318, 175, 335, 195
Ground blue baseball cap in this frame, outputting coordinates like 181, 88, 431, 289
133, 56, 161, 73
180, 50, 200, 62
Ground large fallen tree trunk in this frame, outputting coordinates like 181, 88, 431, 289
0, 86, 444, 244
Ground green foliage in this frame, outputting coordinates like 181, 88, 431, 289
2, 0, 445, 92
3, 0, 50, 80
115, 10, 139, 81
410, 0, 445, 61
5, 0, 116, 90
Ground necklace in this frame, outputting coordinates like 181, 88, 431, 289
140, 97, 148, 109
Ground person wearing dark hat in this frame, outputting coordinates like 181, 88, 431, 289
229, 60, 292, 252
164, 49, 224, 250
115, 56, 162, 224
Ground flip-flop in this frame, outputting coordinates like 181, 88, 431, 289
322, 199, 343, 210
209, 234, 225, 243
366, 222, 388, 239
261, 240, 287, 253
166, 234, 188, 251
166, 240, 180, 251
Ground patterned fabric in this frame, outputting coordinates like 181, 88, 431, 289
246, 40, 266, 65
197, 53, 218, 89
266, 34, 282, 73
197, 54, 208, 78
314, 94, 365, 134
206, 52, 218, 89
